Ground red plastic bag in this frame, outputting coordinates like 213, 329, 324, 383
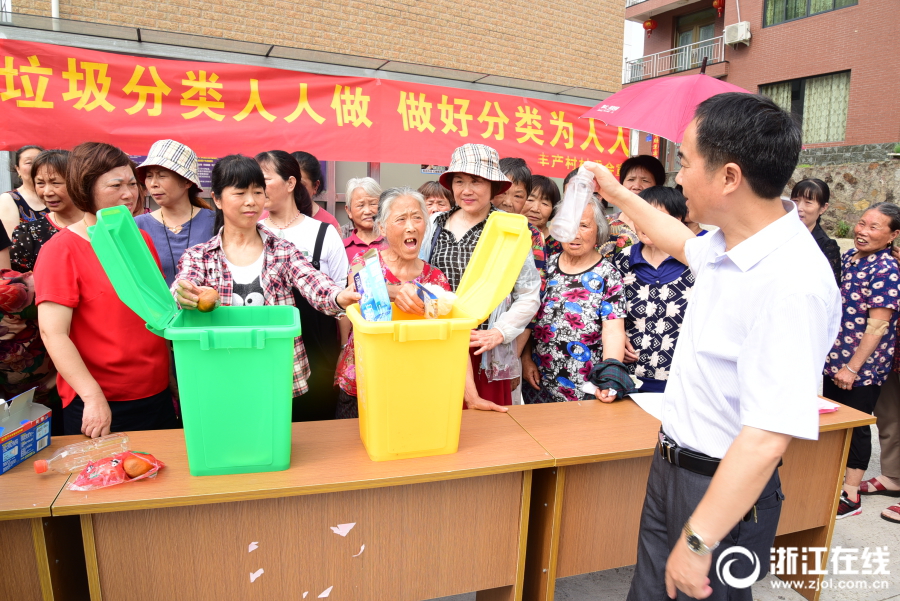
67, 451, 164, 491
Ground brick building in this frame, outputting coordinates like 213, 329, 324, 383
0, 1, 627, 212
9, 0, 625, 96
624, 0, 900, 166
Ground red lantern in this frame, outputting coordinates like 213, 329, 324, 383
643, 18, 658, 37
712, 0, 724, 17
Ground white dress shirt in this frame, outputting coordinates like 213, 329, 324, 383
662, 201, 842, 459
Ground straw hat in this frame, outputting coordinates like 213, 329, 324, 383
135, 139, 202, 190
439, 144, 511, 194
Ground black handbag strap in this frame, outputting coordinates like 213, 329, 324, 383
311, 220, 328, 270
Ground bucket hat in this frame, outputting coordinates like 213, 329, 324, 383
135, 139, 202, 190
439, 144, 511, 194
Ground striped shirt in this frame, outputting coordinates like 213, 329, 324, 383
173, 224, 343, 397
661, 201, 841, 458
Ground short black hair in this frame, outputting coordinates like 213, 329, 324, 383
693, 93, 801, 200
30, 149, 69, 181
499, 157, 532, 197
291, 151, 325, 194
530, 175, 561, 208
868, 202, 900, 239
619, 155, 666, 187
790, 178, 830, 208
211, 155, 266, 232
638, 186, 688, 222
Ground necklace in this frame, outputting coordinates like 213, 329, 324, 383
267, 211, 301, 238
161, 206, 193, 234
161, 206, 194, 280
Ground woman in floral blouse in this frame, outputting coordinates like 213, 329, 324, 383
335, 187, 451, 418
823, 203, 900, 519
522, 198, 626, 403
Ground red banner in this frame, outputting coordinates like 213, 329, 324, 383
0, 40, 629, 178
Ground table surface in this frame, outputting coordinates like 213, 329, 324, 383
507, 398, 876, 467
51, 410, 554, 516
0, 436, 72, 521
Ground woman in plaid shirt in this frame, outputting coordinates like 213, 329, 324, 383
172, 155, 359, 415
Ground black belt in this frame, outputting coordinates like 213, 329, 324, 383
658, 430, 720, 478
658, 429, 783, 524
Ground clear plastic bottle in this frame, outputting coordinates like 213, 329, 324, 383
548, 165, 596, 243
33, 433, 130, 474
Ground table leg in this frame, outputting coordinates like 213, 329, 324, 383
772, 428, 853, 601
476, 471, 533, 601
80, 514, 102, 601
522, 466, 566, 601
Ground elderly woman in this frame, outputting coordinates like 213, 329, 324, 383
791, 178, 840, 284
134, 140, 216, 287
35, 142, 174, 437
341, 177, 383, 260
257, 149, 347, 419
11, 150, 83, 272
418, 181, 454, 215
335, 187, 451, 418
173, 155, 358, 422
521, 198, 626, 403
822, 202, 900, 519
611, 187, 695, 392
1, 145, 47, 238
397, 144, 541, 410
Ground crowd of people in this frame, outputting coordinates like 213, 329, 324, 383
2, 94, 899, 533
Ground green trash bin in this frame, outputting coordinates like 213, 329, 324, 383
88, 206, 300, 476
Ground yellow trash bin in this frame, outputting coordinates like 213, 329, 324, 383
346, 212, 532, 461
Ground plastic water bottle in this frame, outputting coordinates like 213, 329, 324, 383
33, 433, 130, 474
549, 165, 595, 243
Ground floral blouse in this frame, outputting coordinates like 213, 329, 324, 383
529, 254, 625, 402
824, 248, 900, 388
335, 254, 450, 397
0, 269, 54, 401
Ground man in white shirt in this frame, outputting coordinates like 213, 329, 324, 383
585, 93, 841, 600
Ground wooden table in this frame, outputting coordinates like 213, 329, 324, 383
507, 399, 875, 601
0, 437, 89, 601
51, 411, 553, 601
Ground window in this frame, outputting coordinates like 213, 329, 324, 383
674, 9, 717, 71
765, 0, 856, 27
760, 71, 850, 144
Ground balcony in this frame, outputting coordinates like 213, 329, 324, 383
625, 0, 704, 23
622, 36, 726, 84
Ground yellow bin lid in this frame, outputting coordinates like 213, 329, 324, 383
454, 211, 532, 324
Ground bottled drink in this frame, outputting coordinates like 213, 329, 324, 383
548, 165, 595, 243
33, 433, 130, 474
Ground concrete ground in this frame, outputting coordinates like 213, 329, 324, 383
430, 426, 900, 601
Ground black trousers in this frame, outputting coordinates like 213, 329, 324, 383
823, 377, 881, 470
627, 451, 783, 601
64, 389, 179, 435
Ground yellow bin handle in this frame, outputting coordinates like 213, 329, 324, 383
393, 321, 450, 343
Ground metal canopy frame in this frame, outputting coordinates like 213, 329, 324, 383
0, 13, 612, 105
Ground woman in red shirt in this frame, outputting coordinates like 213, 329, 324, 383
35, 142, 173, 438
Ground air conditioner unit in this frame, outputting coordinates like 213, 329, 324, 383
724, 21, 752, 46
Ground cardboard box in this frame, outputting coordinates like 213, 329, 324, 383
0, 388, 51, 475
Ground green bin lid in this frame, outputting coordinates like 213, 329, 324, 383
455, 212, 532, 324
88, 206, 180, 333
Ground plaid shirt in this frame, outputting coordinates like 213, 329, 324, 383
429, 206, 498, 292
173, 224, 343, 397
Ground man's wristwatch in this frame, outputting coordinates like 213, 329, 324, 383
683, 521, 719, 556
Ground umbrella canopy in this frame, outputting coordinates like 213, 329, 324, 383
581, 74, 750, 143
